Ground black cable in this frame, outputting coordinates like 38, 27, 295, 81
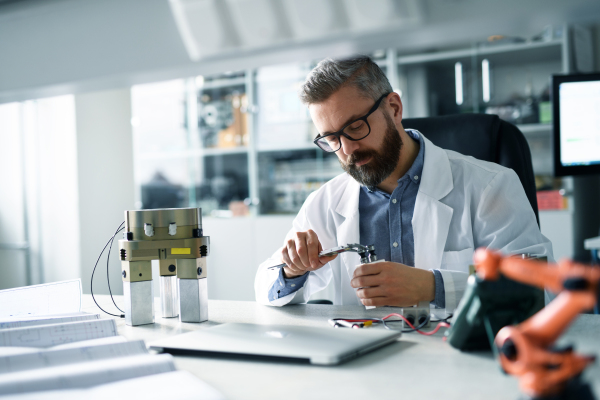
106, 222, 125, 313
430, 314, 453, 324
91, 222, 125, 318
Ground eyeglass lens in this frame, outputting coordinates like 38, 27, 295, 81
316, 119, 370, 152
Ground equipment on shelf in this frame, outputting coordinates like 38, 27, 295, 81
118, 208, 210, 326
552, 72, 600, 177
474, 249, 600, 399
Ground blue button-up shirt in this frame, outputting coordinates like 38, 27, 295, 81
269, 129, 445, 308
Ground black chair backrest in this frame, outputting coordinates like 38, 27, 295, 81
403, 114, 540, 226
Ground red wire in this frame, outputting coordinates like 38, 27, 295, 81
381, 313, 451, 336
334, 314, 451, 336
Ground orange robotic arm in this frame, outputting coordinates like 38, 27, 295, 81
474, 249, 600, 398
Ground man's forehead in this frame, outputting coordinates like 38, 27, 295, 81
308, 87, 373, 132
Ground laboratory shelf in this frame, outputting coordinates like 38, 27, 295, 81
397, 39, 562, 66
200, 77, 247, 90
137, 147, 248, 160
201, 147, 248, 156
257, 143, 316, 153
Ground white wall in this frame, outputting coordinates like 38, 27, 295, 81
0, 103, 27, 289
0, 97, 80, 290
75, 89, 135, 296
182, 215, 293, 301
32, 96, 81, 284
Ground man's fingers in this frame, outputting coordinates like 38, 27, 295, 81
360, 297, 387, 307
294, 233, 312, 270
306, 230, 321, 270
281, 249, 305, 278
286, 240, 305, 270
353, 262, 383, 278
356, 287, 384, 299
350, 274, 380, 289
318, 254, 337, 266
283, 241, 303, 271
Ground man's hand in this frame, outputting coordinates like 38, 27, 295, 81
281, 230, 338, 279
350, 262, 435, 307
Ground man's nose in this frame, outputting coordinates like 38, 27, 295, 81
339, 136, 359, 156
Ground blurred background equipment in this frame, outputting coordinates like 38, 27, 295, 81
551, 73, 600, 263
552, 73, 600, 178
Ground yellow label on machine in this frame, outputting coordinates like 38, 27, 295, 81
171, 248, 191, 255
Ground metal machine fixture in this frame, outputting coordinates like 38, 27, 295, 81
118, 208, 210, 326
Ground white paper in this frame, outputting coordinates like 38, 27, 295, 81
0, 371, 225, 400
0, 353, 176, 395
0, 280, 82, 319
0, 339, 147, 374
0, 319, 117, 348
0, 347, 39, 357
50, 335, 126, 350
0, 330, 125, 357
0, 313, 99, 330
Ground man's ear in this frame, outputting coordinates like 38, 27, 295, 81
387, 92, 403, 123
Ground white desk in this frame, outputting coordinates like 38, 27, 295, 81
83, 295, 600, 400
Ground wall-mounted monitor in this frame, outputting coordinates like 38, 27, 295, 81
552, 73, 600, 177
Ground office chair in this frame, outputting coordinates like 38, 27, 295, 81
403, 113, 540, 227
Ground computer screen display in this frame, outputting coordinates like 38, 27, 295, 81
553, 73, 600, 176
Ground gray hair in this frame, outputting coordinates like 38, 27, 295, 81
299, 55, 392, 104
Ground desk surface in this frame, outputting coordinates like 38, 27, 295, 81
83, 295, 600, 400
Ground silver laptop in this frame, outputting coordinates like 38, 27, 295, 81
149, 323, 401, 365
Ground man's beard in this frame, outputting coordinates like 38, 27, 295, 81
340, 113, 403, 188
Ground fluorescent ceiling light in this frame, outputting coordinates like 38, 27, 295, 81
455, 62, 463, 106
482, 59, 490, 103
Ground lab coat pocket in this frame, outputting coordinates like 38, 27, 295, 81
440, 248, 474, 273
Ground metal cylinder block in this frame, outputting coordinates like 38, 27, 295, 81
160, 275, 179, 318
178, 278, 208, 323
123, 280, 155, 326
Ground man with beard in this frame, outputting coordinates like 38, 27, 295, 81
254, 56, 553, 311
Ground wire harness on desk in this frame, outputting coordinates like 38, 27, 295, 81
329, 313, 451, 335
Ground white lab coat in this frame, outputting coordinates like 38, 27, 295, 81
254, 132, 553, 311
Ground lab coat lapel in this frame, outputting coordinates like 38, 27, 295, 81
413, 135, 454, 270
334, 177, 361, 278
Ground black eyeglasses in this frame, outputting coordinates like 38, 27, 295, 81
313, 93, 390, 153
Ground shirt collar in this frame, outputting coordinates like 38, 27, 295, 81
365, 129, 425, 193
404, 129, 425, 185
